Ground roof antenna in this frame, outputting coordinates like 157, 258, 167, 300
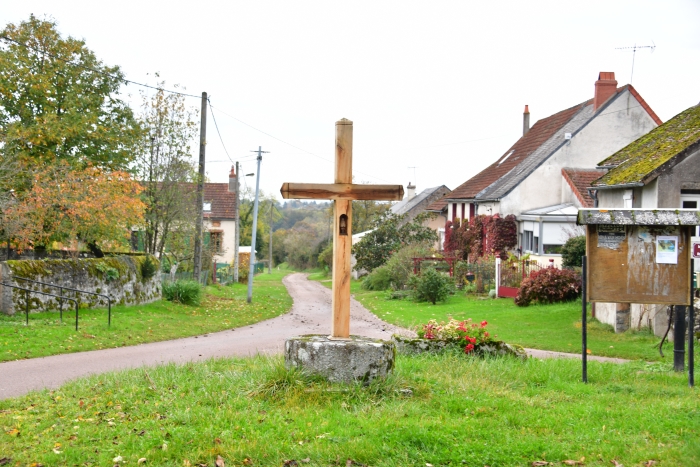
616, 42, 655, 114
408, 166, 417, 188
615, 42, 656, 85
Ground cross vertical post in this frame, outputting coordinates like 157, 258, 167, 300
280, 118, 404, 340
332, 119, 353, 338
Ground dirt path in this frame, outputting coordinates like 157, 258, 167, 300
0, 273, 411, 400
0, 273, 625, 400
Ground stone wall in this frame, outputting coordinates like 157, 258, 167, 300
0, 256, 161, 315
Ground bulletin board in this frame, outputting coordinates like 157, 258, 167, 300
585, 224, 692, 305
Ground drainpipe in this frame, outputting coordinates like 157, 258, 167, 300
587, 188, 599, 208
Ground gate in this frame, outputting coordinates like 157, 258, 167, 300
497, 259, 547, 298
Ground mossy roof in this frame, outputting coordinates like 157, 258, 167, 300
594, 104, 700, 187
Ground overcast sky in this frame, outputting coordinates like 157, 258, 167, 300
3, 1, 700, 200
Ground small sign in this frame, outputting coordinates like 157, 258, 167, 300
692, 238, 700, 259
597, 224, 625, 249
656, 235, 678, 264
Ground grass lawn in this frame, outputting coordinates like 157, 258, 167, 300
0, 353, 697, 466
310, 274, 674, 362
0, 267, 294, 363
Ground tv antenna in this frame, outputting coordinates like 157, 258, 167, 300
408, 166, 417, 187
616, 42, 655, 85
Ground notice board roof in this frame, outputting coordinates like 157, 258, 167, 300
577, 208, 700, 226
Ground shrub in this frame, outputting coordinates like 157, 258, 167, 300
383, 242, 434, 290
409, 268, 455, 304
561, 235, 586, 268
140, 256, 157, 282
361, 265, 392, 291
162, 280, 202, 306
514, 267, 582, 307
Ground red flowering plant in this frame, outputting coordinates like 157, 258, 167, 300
416, 318, 494, 354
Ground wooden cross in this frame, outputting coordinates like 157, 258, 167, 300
280, 119, 404, 338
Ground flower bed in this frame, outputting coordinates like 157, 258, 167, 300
393, 318, 527, 360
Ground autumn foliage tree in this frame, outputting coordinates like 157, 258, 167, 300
0, 15, 142, 178
6, 163, 145, 254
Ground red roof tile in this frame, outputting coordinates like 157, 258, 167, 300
448, 101, 587, 200
426, 197, 449, 212
561, 168, 607, 207
203, 183, 237, 219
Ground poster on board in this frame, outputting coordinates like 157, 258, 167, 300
656, 236, 678, 264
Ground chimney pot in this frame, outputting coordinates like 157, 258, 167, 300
406, 181, 416, 201
523, 105, 530, 136
594, 72, 618, 111
228, 165, 237, 193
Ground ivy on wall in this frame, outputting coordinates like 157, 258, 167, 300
444, 214, 518, 261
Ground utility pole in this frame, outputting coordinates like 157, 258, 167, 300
193, 92, 207, 283
247, 146, 268, 303
233, 161, 240, 283
268, 200, 273, 274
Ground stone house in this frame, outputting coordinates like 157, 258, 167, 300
589, 103, 700, 335
392, 182, 450, 249
427, 72, 660, 264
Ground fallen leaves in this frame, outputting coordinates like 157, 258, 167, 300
610, 461, 623, 467
215, 455, 225, 467
5, 428, 19, 437
0, 459, 10, 466
643, 461, 657, 467
531, 462, 552, 466
138, 458, 147, 465
563, 458, 585, 465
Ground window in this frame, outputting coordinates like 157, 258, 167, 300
543, 244, 563, 254
203, 202, 212, 212
683, 200, 698, 209
209, 232, 222, 253
523, 230, 534, 252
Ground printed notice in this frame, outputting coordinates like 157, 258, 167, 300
597, 224, 625, 249
656, 235, 678, 264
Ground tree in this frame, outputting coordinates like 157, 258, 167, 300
132, 80, 198, 263
6, 162, 145, 253
561, 235, 586, 268
0, 15, 142, 181
352, 211, 437, 273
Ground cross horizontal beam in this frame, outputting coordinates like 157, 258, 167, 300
280, 183, 404, 201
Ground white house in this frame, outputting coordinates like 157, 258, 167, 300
203, 167, 239, 266
431, 72, 660, 264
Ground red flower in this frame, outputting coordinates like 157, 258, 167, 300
480, 320, 488, 327
465, 336, 476, 344
464, 343, 475, 354
484, 331, 489, 337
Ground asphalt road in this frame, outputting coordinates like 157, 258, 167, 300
0, 273, 626, 400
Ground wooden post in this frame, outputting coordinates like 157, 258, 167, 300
280, 119, 403, 339
332, 119, 353, 338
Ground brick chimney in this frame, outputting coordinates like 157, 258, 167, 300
594, 72, 618, 110
406, 182, 416, 200
228, 165, 237, 192
523, 105, 530, 136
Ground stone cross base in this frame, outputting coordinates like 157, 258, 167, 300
284, 335, 395, 384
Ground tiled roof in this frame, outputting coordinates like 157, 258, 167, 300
562, 168, 608, 207
593, 104, 700, 187
447, 101, 588, 200
448, 84, 659, 201
426, 197, 449, 212
391, 186, 449, 216
203, 183, 237, 219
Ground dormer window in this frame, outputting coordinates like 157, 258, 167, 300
498, 150, 514, 166
203, 202, 212, 211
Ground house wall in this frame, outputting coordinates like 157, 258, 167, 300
502, 89, 657, 217
204, 218, 237, 265
657, 149, 700, 207
426, 212, 447, 250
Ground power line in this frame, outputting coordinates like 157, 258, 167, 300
207, 98, 234, 165
209, 104, 393, 184
0, 34, 201, 99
